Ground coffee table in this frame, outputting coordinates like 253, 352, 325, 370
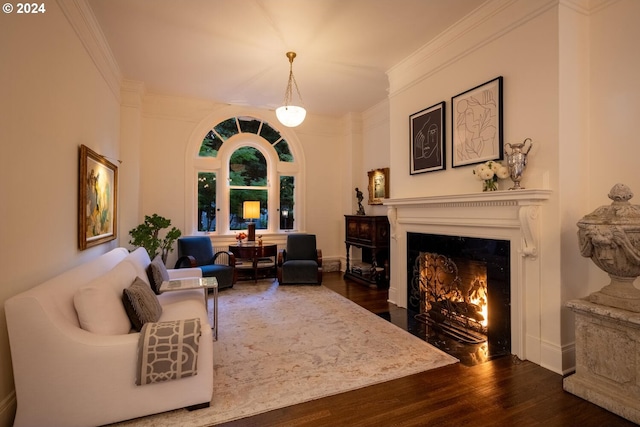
159, 276, 219, 340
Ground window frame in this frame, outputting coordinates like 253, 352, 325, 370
185, 112, 304, 238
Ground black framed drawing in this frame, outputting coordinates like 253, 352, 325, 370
78, 144, 118, 250
451, 76, 503, 168
410, 101, 445, 174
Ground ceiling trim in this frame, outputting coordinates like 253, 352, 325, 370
387, 0, 558, 98
56, 0, 122, 101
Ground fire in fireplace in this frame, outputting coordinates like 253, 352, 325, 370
407, 233, 510, 365
413, 253, 488, 344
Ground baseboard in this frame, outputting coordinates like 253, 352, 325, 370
323, 257, 341, 273
0, 390, 16, 427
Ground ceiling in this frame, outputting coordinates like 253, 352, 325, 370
88, 0, 486, 118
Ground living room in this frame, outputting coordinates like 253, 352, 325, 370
1, 0, 640, 425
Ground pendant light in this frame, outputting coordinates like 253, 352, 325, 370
276, 52, 306, 127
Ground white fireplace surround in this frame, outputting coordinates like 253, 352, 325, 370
385, 189, 551, 364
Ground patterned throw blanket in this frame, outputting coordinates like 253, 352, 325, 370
137, 318, 201, 386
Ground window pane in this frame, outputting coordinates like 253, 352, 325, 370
229, 147, 267, 186
229, 189, 268, 231
274, 140, 293, 162
238, 116, 261, 134
199, 130, 223, 157
197, 172, 216, 232
214, 117, 239, 140
259, 122, 281, 144
280, 176, 294, 230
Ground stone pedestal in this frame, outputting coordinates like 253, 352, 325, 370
564, 298, 640, 423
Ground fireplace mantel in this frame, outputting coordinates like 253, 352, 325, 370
385, 188, 551, 207
384, 189, 552, 366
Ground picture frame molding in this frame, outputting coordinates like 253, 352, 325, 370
451, 76, 503, 168
409, 101, 446, 175
78, 144, 118, 250
367, 168, 390, 205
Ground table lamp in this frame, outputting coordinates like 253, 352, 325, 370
243, 201, 260, 241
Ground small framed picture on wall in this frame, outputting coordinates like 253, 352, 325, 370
410, 101, 445, 174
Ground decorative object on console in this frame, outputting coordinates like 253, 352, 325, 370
472, 160, 510, 192
504, 137, 533, 190
129, 214, 181, 264
410, 101, 445, 174
243, 200, 260, 241
78, 144, 118, 250
276, 51, 306, 127
235, 232, 247, 245
577, 183, 640, 312
452, 76, 503, 168
355, 187, 366, 215
368, 168, 390, 204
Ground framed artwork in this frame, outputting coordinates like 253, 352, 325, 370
451, 76, 503, 168
410, 101, 445, 174
78, 144, 118, 250
367, 168, 389, 205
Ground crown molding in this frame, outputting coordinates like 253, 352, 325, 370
387, 0, 558, 97
56, 0, 121, 101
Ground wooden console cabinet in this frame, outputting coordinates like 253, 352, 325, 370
344, 215, 390, 288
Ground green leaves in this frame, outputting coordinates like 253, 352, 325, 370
129, 214, 182, 264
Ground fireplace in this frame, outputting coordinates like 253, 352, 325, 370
384, 189, 552, 369
407, 233, 510, 364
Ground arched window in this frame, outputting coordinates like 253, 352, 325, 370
189, 115, 300, 236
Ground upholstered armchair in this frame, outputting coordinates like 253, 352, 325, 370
174, 236, 237, 289
277, 234, 323, 285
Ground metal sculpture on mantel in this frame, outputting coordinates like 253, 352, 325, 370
504, 138, 533, 190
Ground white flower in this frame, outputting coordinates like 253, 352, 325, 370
479, 168, 494, 180
496, 166, 510, 179
472, 160, 509, 183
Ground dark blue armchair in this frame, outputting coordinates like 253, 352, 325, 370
174, 236, 237, 289
277, 234, 323, 285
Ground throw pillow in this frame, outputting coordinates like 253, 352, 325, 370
148, 255, 170, 294
74, 261, 137, 335
122, 276, 163, 332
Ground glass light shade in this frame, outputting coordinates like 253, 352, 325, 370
243, 201, 261, 220
276, 105, 306, 127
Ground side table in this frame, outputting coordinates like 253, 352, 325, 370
229, 243, 277, 282
159, 276, 219, 340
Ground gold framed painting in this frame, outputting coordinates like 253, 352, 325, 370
78, 144, 118, 250
367, 168, 389, 205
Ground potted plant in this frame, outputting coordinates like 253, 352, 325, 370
129, 214, 181, 264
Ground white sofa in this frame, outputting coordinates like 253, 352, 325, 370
5, 247, 214, 427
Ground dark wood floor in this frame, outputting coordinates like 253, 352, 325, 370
219, 272, 637, 427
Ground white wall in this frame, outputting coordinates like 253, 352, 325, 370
122, 94, 348, 268
0, 2, 122, 424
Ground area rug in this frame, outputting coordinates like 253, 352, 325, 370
113, 281, 458, 426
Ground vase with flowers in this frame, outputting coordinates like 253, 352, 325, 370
235, 232, 247, 245
473, 160, 510, 192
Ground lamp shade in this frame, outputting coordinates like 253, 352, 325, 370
276, 105, 306, 128
243, 201, 261, 220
